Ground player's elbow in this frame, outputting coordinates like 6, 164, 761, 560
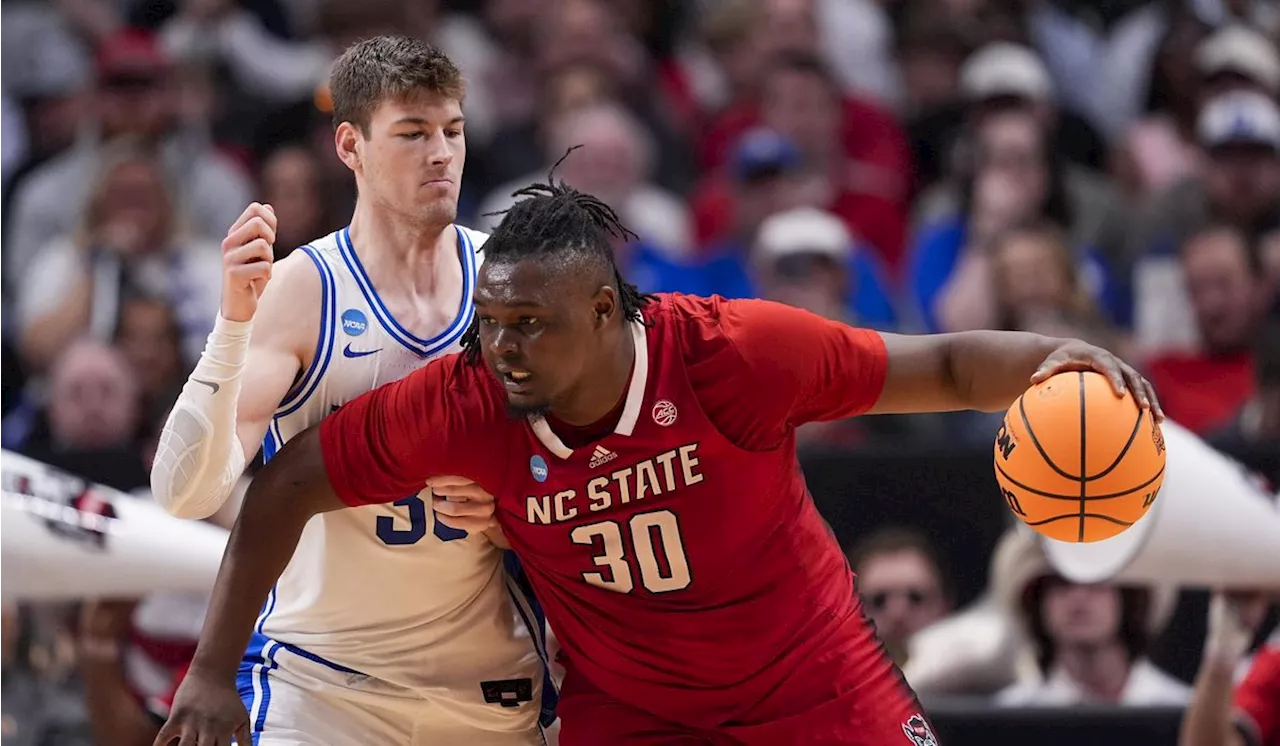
150, 471, 223, 520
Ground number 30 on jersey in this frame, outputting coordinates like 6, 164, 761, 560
571, 509, 691, 594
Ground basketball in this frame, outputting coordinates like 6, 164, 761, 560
993, 371, 1167, 543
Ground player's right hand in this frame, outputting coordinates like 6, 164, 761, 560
221, 202, 277, 323
153, 666, 251, 746
1204, 589, 1270, 665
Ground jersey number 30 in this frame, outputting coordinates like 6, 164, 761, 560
376, 496, 466, 545
571, 509, 691, 594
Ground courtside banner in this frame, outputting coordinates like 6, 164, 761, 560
1, 450, 228, 602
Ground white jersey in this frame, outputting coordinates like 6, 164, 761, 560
248, 226, 549, 716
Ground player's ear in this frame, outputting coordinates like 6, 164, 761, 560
334, 122, 363, 173
591, 286, 617, 329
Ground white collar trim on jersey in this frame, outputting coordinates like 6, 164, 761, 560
530, 321, 649, 459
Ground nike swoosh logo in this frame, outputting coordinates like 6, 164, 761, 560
343, 344, 381, 359
192, 378, 220, 394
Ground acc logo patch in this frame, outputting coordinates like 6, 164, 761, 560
901, 714, 938, 746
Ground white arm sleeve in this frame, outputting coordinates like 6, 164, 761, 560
150, 314, 253, 519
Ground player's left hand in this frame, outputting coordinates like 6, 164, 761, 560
1030, 340, 1165, 422
426, 476, 497, 533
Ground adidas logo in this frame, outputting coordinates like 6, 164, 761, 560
589, 445, 618, 469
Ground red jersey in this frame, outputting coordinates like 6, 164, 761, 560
320, 295, 926, 742
1237, 637, 1280, 746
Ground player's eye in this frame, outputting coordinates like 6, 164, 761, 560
445, 129, 463, 139
518, 318, 540, 328
478, 316, 496, 326
399, 132, 423, 140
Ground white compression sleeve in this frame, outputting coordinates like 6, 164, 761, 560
150, 314, 252, 519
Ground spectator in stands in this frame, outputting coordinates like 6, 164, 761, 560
531, 0, 692, 195
480, 101, 691, 253
990, 221, 1123, 352
1213, 322, 1280, 450
758, 52, 909, 266
751, 207, 897, 328
0, 3, 92, 222
910, 107, 1122, 335
4, 28, 250, 292
998, 570, 1190, 707
962, 42, 1108, 175
1115, 22, 1278, 200
2, 604, 93, 746
112, 294, 188, 427
1180, 591, 1278, 746
16, 141, 221, 373
1127, 90, 1280, 353
848, 527, 954, 668
902, 525, 1044, 697
11, 339, 147, 494
1144, 225, 1272, 435
895, 14, 972, 196
911, 42, 1128, 294
695, 41, 912, 265
257, 144, 335, 260
1024, 0, 1170, 142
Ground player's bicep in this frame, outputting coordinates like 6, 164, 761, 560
233, 252, 317, 460
234, 342, 302, 461
319, 358, 483, 507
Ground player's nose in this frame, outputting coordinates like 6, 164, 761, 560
489, 326, 522, 357
423, 130, 453, 165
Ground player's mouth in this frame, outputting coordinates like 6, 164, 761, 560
499, 368, 534, 393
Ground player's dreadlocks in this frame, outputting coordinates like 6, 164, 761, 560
461, 147, 656, 365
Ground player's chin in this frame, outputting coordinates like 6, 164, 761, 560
504, 392, 552, 420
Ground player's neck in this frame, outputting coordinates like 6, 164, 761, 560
347, 204, 456, 290
551, 323, 637, 428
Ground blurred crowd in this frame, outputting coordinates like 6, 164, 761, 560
1, 0, 1278, 744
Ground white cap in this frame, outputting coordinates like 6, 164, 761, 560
1197, 90, 1280, 150
1195, 25, 1280, 93
755, 208, 853, 263
959, 42, 1053, 102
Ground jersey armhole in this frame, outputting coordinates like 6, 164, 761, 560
276, 245, 335, 413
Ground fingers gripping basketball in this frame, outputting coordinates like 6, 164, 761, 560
994, 371, 1167, 543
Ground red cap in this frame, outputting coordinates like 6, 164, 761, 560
97, 28, 171, 81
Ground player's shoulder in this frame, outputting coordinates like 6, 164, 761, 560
654, 293, 809, 342
455, 224, 490, 254
250, 240, 331, 345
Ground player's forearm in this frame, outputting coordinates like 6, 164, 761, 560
188, 427, 344, 679
943, 330, 1067, 412
79, 651, 159, 746
1180, 658, 1245, 746
150, 315, 253, 519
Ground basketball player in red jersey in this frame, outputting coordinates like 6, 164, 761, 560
167, 174, 1163, 745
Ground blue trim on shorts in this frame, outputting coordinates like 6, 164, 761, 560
504, 551, 559, 728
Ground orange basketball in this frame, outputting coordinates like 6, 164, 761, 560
993, 371, 1167, 543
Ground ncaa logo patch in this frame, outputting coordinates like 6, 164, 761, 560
901, 714, 937, 746
652, 399, 678, 427
341, 308, 368, 337
529, 455, 549, 483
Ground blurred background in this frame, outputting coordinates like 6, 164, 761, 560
1, 0, 1279, 743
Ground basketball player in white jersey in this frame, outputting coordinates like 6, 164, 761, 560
149, 37, 553, 746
